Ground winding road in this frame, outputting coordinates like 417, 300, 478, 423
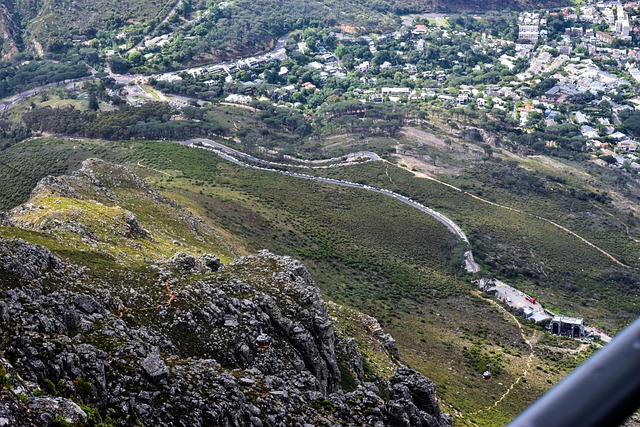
183, 138, 380, 168
182, 138, 481, 273
225, 126, 602, 418
0, 31, 289, 112
0, 75, 95, 112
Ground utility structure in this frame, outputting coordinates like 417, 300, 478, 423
549, 316, 584, 338
482, 364, 492, 380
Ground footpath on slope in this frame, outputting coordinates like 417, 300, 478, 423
173, 137, 616, 423
392, 159, 629, 268
470, 291, 540, 416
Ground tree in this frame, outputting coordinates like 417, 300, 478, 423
574, 45, 588, 56
623, 113, 640, 136
107, 56, 131, 74
481, 143, 493, 158
128, 50, 144, 67
88, 94, 99, 111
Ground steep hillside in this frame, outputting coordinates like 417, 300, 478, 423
0, 137, 603, 426
5, 0, 169, 52
0, 159, 452, 426
0, 4, 18, 60
8, 158, 239, 264
1, 0, 569, 57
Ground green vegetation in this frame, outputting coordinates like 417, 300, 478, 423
0, 60, 90, 98
305, 158, 639, 332
338, 363, 358, 392
6, 0, 168, 52
0, 365, 10, 389
2, 0, 566, 65
80, 404, 116, 427
21, 101, 228, 140
74, 378, 95, 401
0, 135, 623, 426
51, 415, 74, 427
0, 3, 637, 425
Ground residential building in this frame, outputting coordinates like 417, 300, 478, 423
518, 12, 541, 42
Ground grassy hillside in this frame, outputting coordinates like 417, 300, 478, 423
0, 136, 610, 425
301, 160, 638, 329
3, 157, 464, 426
277, 124, 639, 332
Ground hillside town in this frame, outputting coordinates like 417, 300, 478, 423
142, 1, 640, 171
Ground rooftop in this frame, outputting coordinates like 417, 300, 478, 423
552, 316, 584, 325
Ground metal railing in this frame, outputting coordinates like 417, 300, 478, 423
508, 317, 640, 427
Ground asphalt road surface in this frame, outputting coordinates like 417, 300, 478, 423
183, 138, 480, 273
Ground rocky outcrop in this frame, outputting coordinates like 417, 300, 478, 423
0, 162, 451, 426
5, 159, 238, 261
30, 175, 96, 201
74, 159, 160, 201
387, 367, 452, 427
0, 211, 8, 226
141, 353, 169, 383
0, 358, 88, 426
28, 395, 88, 425
165, 251, 223, 275
0, 238, 451, 426
0, 237, 62, 282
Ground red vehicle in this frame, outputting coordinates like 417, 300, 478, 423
525, 296, 536, 304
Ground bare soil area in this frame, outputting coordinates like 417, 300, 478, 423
392, 127, 484, 176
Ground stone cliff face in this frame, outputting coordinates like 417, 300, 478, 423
0, 161, 452, 426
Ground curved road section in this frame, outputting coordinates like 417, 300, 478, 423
183, 138, 379, 168
0, 76, 94, 112
182, 138, 481, 273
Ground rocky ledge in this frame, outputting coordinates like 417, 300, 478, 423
0, 238, 452, 426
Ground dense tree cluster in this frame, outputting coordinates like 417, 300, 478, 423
316, 102, 405, 136
620, 110, 640, 137
22, 102, 227, 140
0, 61, 90, 98
151, 77, 222, 101
254, 102, 311, 136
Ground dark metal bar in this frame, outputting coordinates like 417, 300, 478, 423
508, 317, 640, 427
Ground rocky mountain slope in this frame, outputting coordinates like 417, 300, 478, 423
1, 0, 567, 56
3, 0, 168, 52
0, 159, 451, 426
0, 3, 19, 60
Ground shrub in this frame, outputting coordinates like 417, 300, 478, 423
43, 378, 57, 395
74, 378, 94, 401
0, 366, 10, 389
51, 415, 73, 427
